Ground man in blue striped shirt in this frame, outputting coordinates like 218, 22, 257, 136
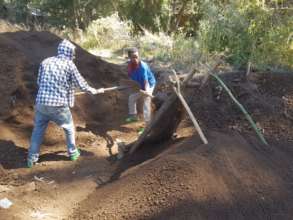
27, 39, 103, 168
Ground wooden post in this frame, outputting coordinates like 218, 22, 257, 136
170, 69, 208, 144
172, 87, 208, 144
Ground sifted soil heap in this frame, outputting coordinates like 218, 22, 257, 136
72, 131, 293, 220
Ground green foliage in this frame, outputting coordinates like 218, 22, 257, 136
118, 0, 167, 33
2, 0, 292, 71
72, 14, 200, 71
4, 0, 117, 28
198, 1, 293, 70
150, 33, 200, 70
118, 0, 203, 34
80, 13, 133, 50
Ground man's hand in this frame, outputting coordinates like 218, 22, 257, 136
140, 89, 154, 98
89, 87, 104, 95
96, 88, 105, 94
88, 88, 98, 95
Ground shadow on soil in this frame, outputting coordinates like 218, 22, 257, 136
0, 139, 95, 169
144, 196, 293, 220
77, 123, 133, 162
0, 140, 27, 169
23, 154, 110, 184
110, 135, 202, 181
38, 148, 95, 163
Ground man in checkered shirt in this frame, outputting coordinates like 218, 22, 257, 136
27, 39, 103, 168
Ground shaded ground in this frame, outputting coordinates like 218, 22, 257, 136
0, 26, 293, 220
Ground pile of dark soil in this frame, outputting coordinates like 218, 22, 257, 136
188, 71, 293, 144
72, 132, 293, 220
0, 31, 128, 123
70, 71, 293, 219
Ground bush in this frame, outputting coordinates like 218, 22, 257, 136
81, 13, 133, 51
198, 2, 292, 70
71, 14, 201, 72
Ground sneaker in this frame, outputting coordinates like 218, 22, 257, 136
27, 159, 34, 168
137, 127, 145, 135
125, 116, 138, 123
70, 148, 81, 161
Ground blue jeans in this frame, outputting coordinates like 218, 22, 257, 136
28, 104, 78, 162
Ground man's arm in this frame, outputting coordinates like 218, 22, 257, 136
141, 64, 149, 91
37, 63, 44, 86
70, 62, 97, 94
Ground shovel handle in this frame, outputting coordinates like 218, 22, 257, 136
75, 85, 130, 96
139, 90, 154, 98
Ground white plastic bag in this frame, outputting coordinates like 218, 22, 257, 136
0, 198, 13, 209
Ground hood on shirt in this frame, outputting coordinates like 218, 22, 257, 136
57, 39, 76, 60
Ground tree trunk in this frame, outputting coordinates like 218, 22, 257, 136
167, 0, 177, 33
171, 0, 189, 32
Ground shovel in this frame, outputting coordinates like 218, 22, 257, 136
75, 79, 154, 98
75, 85, 130, 95
119, 79, 154, 98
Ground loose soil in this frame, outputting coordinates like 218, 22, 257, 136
0, 25, 292, 220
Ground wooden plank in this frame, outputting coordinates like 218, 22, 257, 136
172, 86, 208, 144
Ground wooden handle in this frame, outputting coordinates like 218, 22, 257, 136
139, 90, 154, 98
75, 85, 130, 96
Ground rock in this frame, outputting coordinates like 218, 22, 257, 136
0, 198, 13, 209
98, 175, 110, 184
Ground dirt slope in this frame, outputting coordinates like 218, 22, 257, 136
0, 30, 129, 122
69, 69, 293, 219
188, 71, 293, 143
72, 132, 293, 220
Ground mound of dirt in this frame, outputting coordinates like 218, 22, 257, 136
188, 71, 293, 143
71, 132, 293, 219
0, 31, 128, 121
0, 35, 30, 118
0, 31, 132, 155
69, 70, 293, 220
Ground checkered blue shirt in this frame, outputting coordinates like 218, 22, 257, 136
36, 39, 93, 107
